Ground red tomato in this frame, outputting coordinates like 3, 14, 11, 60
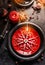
9, 11, 19, 23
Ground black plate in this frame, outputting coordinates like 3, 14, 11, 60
8, 22, 45, 61
13, 0, 34, 7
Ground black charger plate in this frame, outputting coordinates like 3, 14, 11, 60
8, 22, 45, 61
13, 0, 34, 7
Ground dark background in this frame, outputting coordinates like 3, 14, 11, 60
0, 0, 45, 65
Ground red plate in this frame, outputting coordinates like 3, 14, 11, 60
12, 25, 41, 56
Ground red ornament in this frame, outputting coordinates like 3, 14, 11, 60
9, 11, 19, 23
12, 26, 41, 56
